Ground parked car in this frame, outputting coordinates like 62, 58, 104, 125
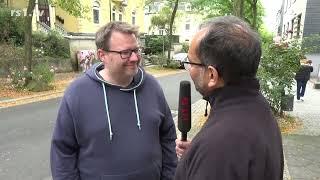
172, 53, 187, 69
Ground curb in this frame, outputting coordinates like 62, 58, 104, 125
0, 91, 64, 108
0, 91, 64, 104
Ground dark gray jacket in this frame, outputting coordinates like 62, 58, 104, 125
175, 78, 284, 180
295, 65, 313, 81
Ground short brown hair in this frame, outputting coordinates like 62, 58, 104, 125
95, 21, 139, 51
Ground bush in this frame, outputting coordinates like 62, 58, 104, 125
8, 63, 55, 92
34, 56, 73, 73
0, 6, 24, 46
302, 34, 320, 53
33, 31, 70, 58
26, 63, 55, 92
148, 54, 167, 66
144, 35, 169, 55
163, 60, 180, 69
0, 43, 24, 76
257, 41, 302, 115
181, 42, 189, 53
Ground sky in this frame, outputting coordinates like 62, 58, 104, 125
261, 0, 283, 32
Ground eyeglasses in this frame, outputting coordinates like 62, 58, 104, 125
182, 56, 206, 71
105, 48, 142, 59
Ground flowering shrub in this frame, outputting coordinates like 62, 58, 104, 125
257, 41, 302, 116
8, 64, 55, 92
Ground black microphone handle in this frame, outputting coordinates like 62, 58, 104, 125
181, 132, 187, 141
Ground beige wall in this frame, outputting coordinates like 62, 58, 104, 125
55, 0, 146, 34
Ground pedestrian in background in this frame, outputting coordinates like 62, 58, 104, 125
295, 59, 313, 101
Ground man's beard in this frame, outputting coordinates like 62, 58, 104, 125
192, 69, 206, 97
193, 76, 206, 97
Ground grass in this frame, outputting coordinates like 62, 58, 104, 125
278, 114, 302, 134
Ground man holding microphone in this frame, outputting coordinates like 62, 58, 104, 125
175, 16, 284, 180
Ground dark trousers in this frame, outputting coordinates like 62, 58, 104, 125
296, 80, 307, 100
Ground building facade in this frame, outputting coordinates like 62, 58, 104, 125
144, 0, 203, 43
278, 0, 320, 40
5, 0, 146, 35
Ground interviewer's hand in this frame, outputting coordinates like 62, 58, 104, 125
175, 139, 191, 159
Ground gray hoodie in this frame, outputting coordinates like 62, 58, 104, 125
50, 63, 177, 180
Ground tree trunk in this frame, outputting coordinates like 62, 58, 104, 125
233, 0, 244, 18
247, 0, 258, 29
252, 0, 258, 29
167, 0, 179, 65
24, 0, 36, 73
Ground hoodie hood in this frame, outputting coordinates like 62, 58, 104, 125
86, 62, 145, 91
85, 62, 145, 140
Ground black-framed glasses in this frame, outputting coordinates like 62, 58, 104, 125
182, 56, 206, 71
105, 47, 142, 59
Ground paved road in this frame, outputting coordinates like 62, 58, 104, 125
307, 53, 320, 79
157, 72, 202, 111
284, 82, 320, 179
0, 99, 60, 180
0, 72, 202, 180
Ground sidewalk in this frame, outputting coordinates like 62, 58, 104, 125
0, 69, 185, 109
284, 81, 320, 179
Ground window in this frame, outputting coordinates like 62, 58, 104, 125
185, 3, 191, 11
132, 11, 136, 25
93, 1, 100, 24
296, 14, 301, 38
159, 29, 164, 35
185, 19, 190, 31
112, 6, 116, 21
290, 18, 294, 39
112, 13, 115, 21
119, 13, 122, 21
185, 24, 190, 30
119, 8, 123, 21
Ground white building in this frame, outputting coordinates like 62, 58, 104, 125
144, 1, 203, 43
277, 0, 320, 40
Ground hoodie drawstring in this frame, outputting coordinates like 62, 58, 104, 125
101, 83, 142, 141
204, 100, 209, 117
133, 89, 141, 130
102, 83, 113, 141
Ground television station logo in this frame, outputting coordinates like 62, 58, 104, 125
11, 8, 46, 17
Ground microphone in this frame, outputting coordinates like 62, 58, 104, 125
178, 81, 191, 141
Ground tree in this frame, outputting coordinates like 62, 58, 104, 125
233, 0, 244, 18
150, 7, 171, 33
146, 0, 180, 64
246, 0, 259, 29
191, 0, 264, 29
24, 0, 87, 76
167, 0, 179, 63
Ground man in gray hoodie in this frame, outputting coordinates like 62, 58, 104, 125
50, 21, 177, 180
